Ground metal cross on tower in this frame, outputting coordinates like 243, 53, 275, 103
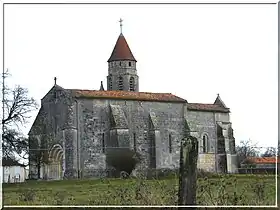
119, 18, 123, 34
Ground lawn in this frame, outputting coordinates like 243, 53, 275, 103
3, 174, 277, 206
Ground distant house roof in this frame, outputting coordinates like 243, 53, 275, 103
70, 89, 187, 103
187, 103, 230, 113
2, 157, 26, 167
245, 157, 280, 164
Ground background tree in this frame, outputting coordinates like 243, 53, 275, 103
2, 69, 38, 160
261, 147, 277, 157
261, 142, 279, 157
28, 135, 50, 179
236, 139, 260, 167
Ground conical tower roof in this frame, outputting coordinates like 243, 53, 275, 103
214, 94, 227, 108
107, 33, 137, 62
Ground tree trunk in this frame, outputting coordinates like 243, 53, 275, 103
37, 162, 41, 180
178, 136, 198, 207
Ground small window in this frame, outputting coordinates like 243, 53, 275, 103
108, 77, 112, 90
133, 133, 137, 152
202, 134, 208, 153
119, 76, 123, 90
144, 131, 147, 141
102, 133, 105, 153
129, 77, 135, 91
129, 62, 131, 67
169, 134, 172, 153
119, 62, 122, 66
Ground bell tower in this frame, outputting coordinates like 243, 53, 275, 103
107, 19, 139, 92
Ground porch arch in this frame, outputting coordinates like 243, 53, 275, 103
47, 144, 64, 180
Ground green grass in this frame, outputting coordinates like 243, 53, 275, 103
3, 174, 277, 206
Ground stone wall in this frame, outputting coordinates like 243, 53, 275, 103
186, 110, 232, 173
28, 86, 75, 179
197, 154, 216, 172
186, 111, 217, 153
76, 99, 185, 177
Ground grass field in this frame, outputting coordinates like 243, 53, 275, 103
3, 174, 277, 206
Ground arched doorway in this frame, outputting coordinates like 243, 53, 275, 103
48, 144, 64, 180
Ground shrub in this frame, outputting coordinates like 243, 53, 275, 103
19, 189, 36, 202
106, 148, 141, 176
197, 169, 221, 178
147, 168, 178, 180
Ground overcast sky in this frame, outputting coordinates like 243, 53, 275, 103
4, 3, 278, 148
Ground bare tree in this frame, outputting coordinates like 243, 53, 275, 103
236, 139, 260, 167
261, 143, 279, 157
2, 70, 38, 159
28, 135, 50, 179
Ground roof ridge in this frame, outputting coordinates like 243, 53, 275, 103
71, 89, 187, 103
69, 89, 174, 95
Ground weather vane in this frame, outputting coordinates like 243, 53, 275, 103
119, 18, 123, 34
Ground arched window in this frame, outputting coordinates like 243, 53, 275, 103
129, 77, 135, 91
108, 77, 112, 90
202, 134, 208, 153
102, 133, 105, 153
169, 134, 172, 153
118, 76, 123, 90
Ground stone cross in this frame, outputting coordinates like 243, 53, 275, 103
119, 18, 123, 34
178, 136, 198, 206
54, 77, 57, 85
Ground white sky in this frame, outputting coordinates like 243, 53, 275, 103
3, 2, 278, 148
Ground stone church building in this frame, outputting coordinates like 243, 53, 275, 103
28, 26, 237, 180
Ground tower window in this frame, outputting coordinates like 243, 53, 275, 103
129, 77, 135, 91
129, 62, 131, 67
133, 133, 137, 152
202, 134, 208, 153
108, 77, 112, 90
119, 76, 123, 90
119, 62, 122, 66
102, 133, 105, 153
169, 134, 172, 153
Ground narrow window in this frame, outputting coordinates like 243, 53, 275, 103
202, 135, 207, 153
129, 77, 135, 91
129, 62, 131, 67
169, 134, 172, 153
119, 61, 122, 66
119, 76, 123, 90
151, 133, 156, 168
102, 133, 105, 153
133, 133, 137, 152
108, 77, 112, 90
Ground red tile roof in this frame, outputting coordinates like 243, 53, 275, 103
247, 157, 280, 164
108, 33, 136, 62
187, 103, 230, 113
71, 89, 187, 103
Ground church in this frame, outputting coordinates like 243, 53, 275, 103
28, 21, 237, 180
